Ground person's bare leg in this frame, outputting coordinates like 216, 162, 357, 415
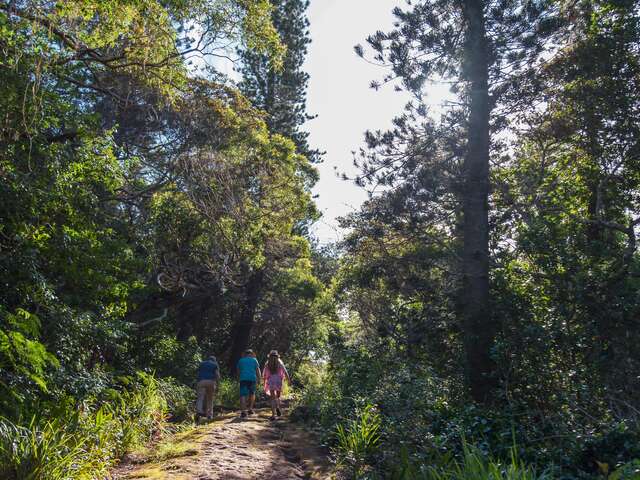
240, 395, 247, 414
270, 393, 276, 417
248, 393, 255, 411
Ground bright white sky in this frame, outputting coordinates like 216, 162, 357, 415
304, 0, 452, 244
305, 0, 407, 244
210, 0, 451, 245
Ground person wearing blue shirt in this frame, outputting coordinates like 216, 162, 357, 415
236, 349, 261, 418
196, 355, 220, 420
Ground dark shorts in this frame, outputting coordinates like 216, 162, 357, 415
239, 380, 256, 397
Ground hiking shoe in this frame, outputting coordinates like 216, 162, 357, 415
276, 408, 282, 417
269, 416, 276, 421
248, 409, 254, 415
241, 411, 247, 418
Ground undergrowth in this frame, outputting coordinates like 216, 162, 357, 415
391, 445, 553, 480
292, 351, 640, 480
217, 378, 242, 409
0, 372, 182, 480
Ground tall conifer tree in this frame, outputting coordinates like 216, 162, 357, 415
354, 0, 561, 402
238, 0, 321, 165
230, 0, 320, 367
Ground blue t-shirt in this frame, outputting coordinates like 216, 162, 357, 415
197, 359, 219, 381
237, 356, 260, 382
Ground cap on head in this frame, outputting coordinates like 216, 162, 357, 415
244, 349, 254, 356
207, 354, 216, 361
269, 350, 279, 357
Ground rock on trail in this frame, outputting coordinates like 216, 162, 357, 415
111, 410, 331, 480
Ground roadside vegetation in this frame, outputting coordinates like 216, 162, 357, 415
3, 1, 640, 479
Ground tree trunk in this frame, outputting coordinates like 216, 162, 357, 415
461, 0, 495, 403
228, 269, 264, 371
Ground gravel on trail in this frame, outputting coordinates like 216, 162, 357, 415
112, 410, 332, 480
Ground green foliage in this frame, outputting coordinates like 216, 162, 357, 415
157, 378, 194, 423
334, 404, 381, 478
0, 0, 319, 452
0, 373, 167, 480
0, 418, 94, 480
294, 335, 640, 479
238, 0, 322, 166
0, 309, 58, 395
577, 422, 640, 476
6, 1, 640, 480
0, 0, 323, 476
316, 2, 640, 479
608, 460, 640, 480
242, 0, 287, 68
393, 445, 552, 480
141, 335, 202, 385
217, 378, 242, 409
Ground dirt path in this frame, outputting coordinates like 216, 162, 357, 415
112, 410, 332, 480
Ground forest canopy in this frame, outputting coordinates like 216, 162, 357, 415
1, 0, 325, 441
2, 0, 640, 479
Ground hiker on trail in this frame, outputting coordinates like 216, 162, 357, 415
237, 349, 261, 418
262, 350, 290, 421
196, 354, 220, 420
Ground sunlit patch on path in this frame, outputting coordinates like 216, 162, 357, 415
111, 411, 331, 480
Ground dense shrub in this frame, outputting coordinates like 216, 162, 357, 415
294, 344, 640, 480
139, 335, 203, 385
392, 445, 553, 480
334, 404, 382, 478
158, 377, 194, 423
0, 373, 170, 479
217, 378, 242, 409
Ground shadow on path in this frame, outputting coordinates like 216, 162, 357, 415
110, 410, 332, 480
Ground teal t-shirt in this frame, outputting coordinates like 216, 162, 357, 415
237, 356, 259, 382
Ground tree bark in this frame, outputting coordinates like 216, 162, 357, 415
461, 0, 495, 403
228, 269, 265, 371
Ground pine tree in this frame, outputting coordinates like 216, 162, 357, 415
238, 0, 322, 166
353, 0, 562, 402
230, 0, 322, 368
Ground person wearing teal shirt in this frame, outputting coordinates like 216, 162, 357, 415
236, 349, 261, 418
